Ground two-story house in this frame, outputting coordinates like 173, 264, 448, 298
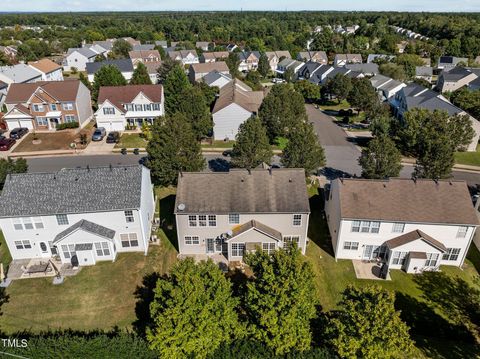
86, 59, 134, 82
95, 84, 164, 131
334, 54, 363, 67
188, 62, 230, 82
175, 169, 310, 262
264, 51, 292, 72
325, 178, 479, 274
0, 165, 155, 269
436, 67, 478, 93
276, 58, 304, 76
63, 47, 98, 72
28, 59, 64, 81
129, 50, 161, 66
167, 50, 199, 65
3, 80, 93, 131
200, 51, 229, 63
238, 51, 261, 72
297, 51, 328, 65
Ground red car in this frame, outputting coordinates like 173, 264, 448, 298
0, 138, 16, 151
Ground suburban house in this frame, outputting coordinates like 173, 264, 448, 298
142, 62, 162, 84
91, 40, 114, 55
306, 65, 335, 85
28, 59, 64, 81
200, 51, 229, 63
390, 83, 480, 151
0, 64, 43, 85
370, 74, 406, 101
0, 165, 155, 268
3, 80, 93, 131
84, 43, 108, 58
132, 44, 155, 51
276, 58, 304, 76
334, 54, 362, 67
345, 63, 379, 76
202, 71, 233, 89
297, 51, 328, 65
63, 47, 98, 72
86, 59, 134, 82
155, 40, 168, 49
297, 61, 323, 80
325, 178, 478, 274
95, 84, 164, 131
129, 50, 161, 66
167, 50, 199, 65
366, 54, 395, 63
196, 41, 211, 51
238, 51, 261, 72
188, 62, 230, 82
265, 51, 292, 72
322, 67, 356, 84
174, 169, 310, 261
415, 66, 433, 83
212, 80, 264, 140
436, 67, 478, 93
437, 56, 468, 70
226, 43, 238, 52
0, 45, 18, 62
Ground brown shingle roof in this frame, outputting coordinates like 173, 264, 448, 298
212, 79, 264, 114
98, 84, 163, 111
385, 229, 447, 252
335, 178, 479, 225
128, 50, 161, 60
230, 219, 282, 241
27, 58, 61, 74
175, 169, 310, 214
5, 80, 81, 103
143, 61, 162, 74
190, 61, 229, 74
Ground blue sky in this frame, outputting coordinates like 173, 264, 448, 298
1, 0, 480, 12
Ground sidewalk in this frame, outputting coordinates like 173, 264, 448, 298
402, 157, 480, 173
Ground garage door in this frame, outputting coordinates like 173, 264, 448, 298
97, 120, 124, 132
19, 119, 34, 130
6, 119, 34, 130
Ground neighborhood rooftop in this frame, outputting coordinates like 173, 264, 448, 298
97, 84, 163, 109
175, 168, 310, 214
0, 165, 145, 217
5, 80, 81, 103
335, 177, 479, 225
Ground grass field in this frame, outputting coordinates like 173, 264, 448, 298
201, 140, 236, 149
455, 145, 480, 167
0, 231, 12, 272
115, 133, 148, 149
318, 99, 350, 111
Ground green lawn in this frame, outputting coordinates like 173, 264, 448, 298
201, 140, 236, 149
0, 231, 12, 272
0, 188, 178, 334
455, 145, 480, 167
319, 99, 350, 112
115, 133, 148, 149
306, 186, 480, 358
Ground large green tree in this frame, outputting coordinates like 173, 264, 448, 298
450, 88, 480, 120
130, 62, 153, 85
177, 86, 212, 140
379, 63, 406, 81
294, 80, 321, 102
226, 52, 240, 77
0, 158, 28, 190
395, 54, 425, 79
92, 65, 127, 103
347, 77, 379, 114
258, 52, 270, 78
156, 57, 178, 84
259, 84, 307, 140
325, 285, 414, 359
282, 121, 325, 175
321, 74, 352, 104
147, 259, 240, 359
359, 135, 402, 179
110, 38, 133, 59
244, 247, 318, 355
146, 113, 205, 186
163, 63, 191, 115
231, 116, 273, 169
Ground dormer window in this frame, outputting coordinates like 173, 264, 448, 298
103, 107, 115, 115
32, 104, 44, 112
125, 104, 134, 111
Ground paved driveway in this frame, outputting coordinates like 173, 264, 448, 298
306, 104, 362, 177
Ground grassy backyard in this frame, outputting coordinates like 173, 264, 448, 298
318, 99, 351, 112
455, 144, 480, 167
0, 187, 178, 334
114, 133, 148, 149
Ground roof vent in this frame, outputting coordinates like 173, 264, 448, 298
177, 203, 186, 211
289, 178, 292, 183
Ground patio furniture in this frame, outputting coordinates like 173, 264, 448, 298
27, 262, 49, 274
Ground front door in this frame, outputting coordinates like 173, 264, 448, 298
363, 245, 376, 260
206, 238, 214, 254
49, 118, 59, 129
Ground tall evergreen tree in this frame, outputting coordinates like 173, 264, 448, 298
226, 52, 240, 77
244, 247, 318, 355
130, 62, 153, 85
231, 116, 273, 169
163, 64, 191, 115
359, 135, 402, 179
281, 121, 325, 175
92, 65, 127, 103
147, 259, 240, 359
110, 38, 133, 59
156, 57, 178, 84
146, 113, 205, 186
258, 52, 270, 78
177, 86, 212, 140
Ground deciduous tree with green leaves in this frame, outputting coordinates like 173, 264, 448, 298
226, 52, 240, 77
177, 86, 212, 140
0, 157, 28, 190
92, 65, 127, 103
258, 52, 270, 78
231, 116, 273, 169
282, 121, 325, 175
156, 57, 178, 84
294, 80, 321, 102
147, 259, 241, 359
163, 63, 191, 115
321, 73, 352, 104
146, 113, 205, 186
359, 135, 402, 179
244, 247, 318, 355
347, 77, 379, 114
130, 62, 153, 85
325, 285, 414, 359
110, 38, 133, 59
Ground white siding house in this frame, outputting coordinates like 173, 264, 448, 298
63, 48, 98, 72
0, 166, 155, 270
325, 178, 479, 274
175, 169, 310, 262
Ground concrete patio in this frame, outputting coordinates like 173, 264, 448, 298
6, 258, 82, 281
352, 260, 391, 280
178, 253, 229, 271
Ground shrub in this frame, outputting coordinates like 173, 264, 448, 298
56, 122, 79, 130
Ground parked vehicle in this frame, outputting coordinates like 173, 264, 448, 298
91, 127, 106, 141
106, 131, 120, 144
272, 78, 285, 83
222, 149, 233, 157
0, 138, 16, 151
9, 127, 29, 139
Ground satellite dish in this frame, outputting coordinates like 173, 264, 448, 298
177, 203, 186, 211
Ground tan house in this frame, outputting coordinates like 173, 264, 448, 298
436, 67, 478, 93
297, 51, 328, 65
3, 80, 93, 131
188, 62, 230, 82
175, 169, 310, 262
28, 59, 64, 81
334, 54, 363, 67
129, 50, 161, 66
265, 51, 292, 71
200, 51, 229, 63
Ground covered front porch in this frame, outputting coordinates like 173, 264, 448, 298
125, 117, 155, 128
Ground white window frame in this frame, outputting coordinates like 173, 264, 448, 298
184, 236, 200, 245
36, 117, 48, 126
64, 115, 76, 123
50, 104, 58, 111
56, 214, 69, 225
120, 233, 139, 247
231, 243, 245, 257
22, 217, 34, 230
208, 215, 217, 227
343, 241, 359, 250
443, 248, 461, 261
14, 240, 31, 250
62, 102, 74, 110
351, 220, 361, 232
293, 214, 302, 226
188, 215, 197, 227
283, 235, 300, 249
392, 222, 405, 233
228, 214, 240, 224
135, 104, 143, 111
152, 103, 160, 111
12, 218, 23, 231
103, 107, 115, 115
392, 251, 408, 265
456, 226, 468, 238
425, 253, 439, 267
262, 242, 276, 254
198, 215, 207, 227
33, 217, 44, 229
33, 104, 44, 112
95, 242, 111, 256
124, 210, 134, 223
61, 244, 75, 259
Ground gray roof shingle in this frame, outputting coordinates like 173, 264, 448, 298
54, 219, 116, 244
0, 165, 145, 217
86, 59, 134, 75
